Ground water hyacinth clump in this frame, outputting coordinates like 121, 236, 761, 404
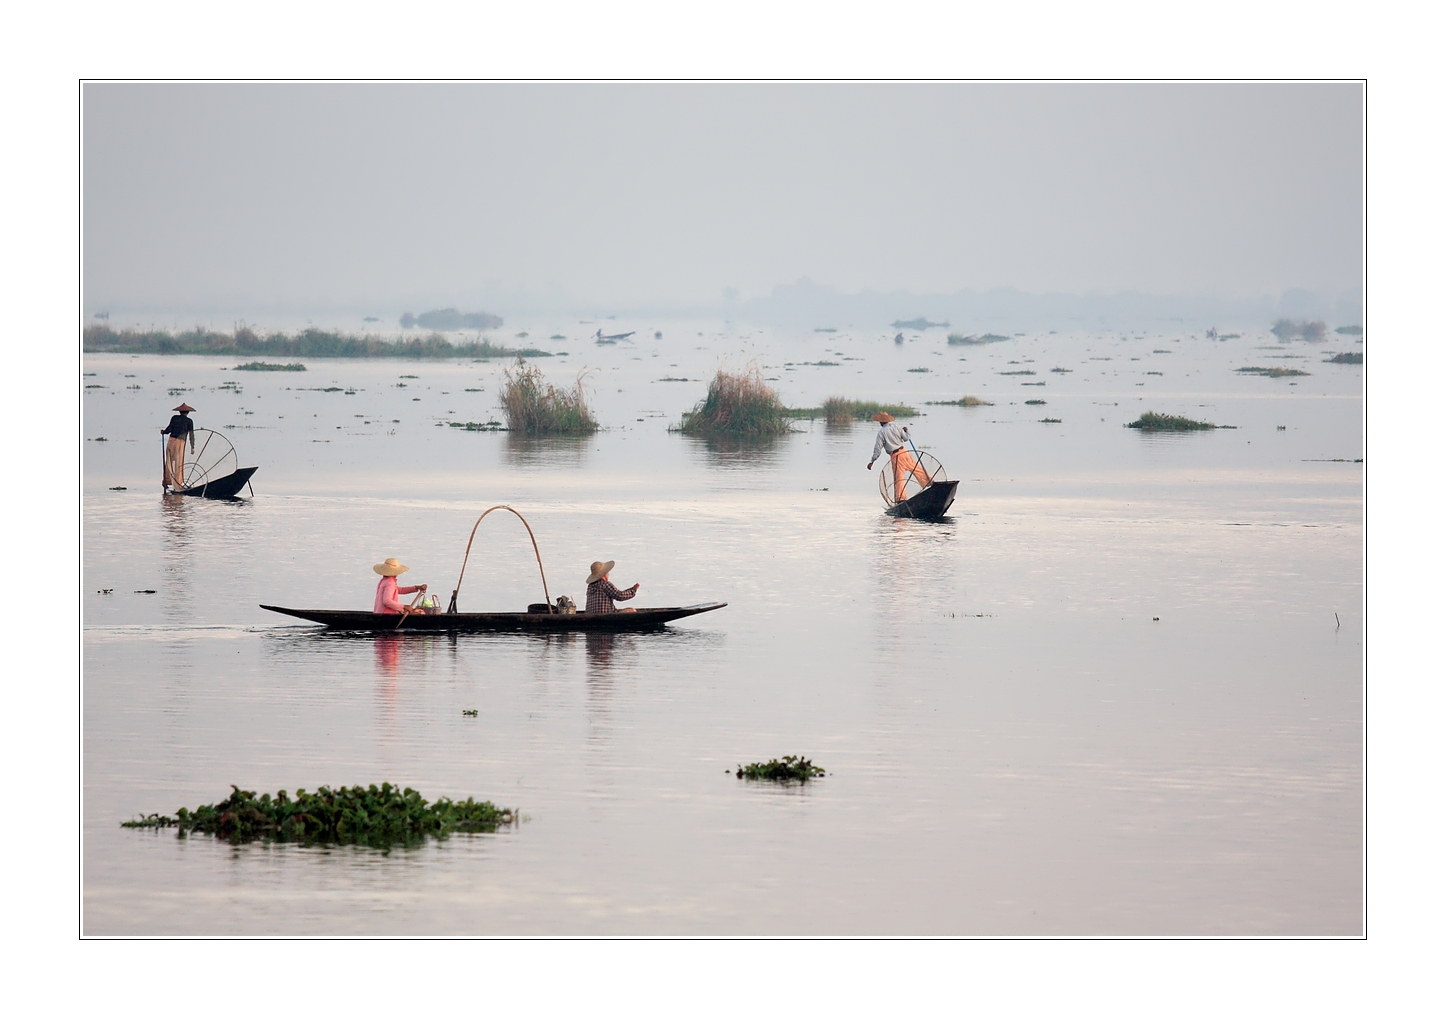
499, 357, 599, 435
121, 783, 517, 847
1237, 366, 1311, 378
234, 361, 306, 371
736, 755, 827, 782
1126, 411, 1218, 431
680, 366, 792, 439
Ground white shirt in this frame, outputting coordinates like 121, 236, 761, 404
870, 422, 911, 464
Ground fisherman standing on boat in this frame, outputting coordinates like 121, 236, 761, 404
373, 557, 427, 615
585, 560, 639, 614
867, 411, 931, 502
160, 403, 197, 492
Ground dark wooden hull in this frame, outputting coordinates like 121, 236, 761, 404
885, 479, 959, 520
260, 602, 727, 632
180, 466, 258, 499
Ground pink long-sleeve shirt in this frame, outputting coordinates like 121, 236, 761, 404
374, 575, 422, 613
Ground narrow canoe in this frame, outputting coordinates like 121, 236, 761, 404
885, 479, 959, 520
260, 601, 727, 632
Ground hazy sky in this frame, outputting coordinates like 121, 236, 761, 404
83, 83, 1362, 314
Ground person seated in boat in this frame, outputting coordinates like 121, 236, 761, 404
160, 402, 197, 491
585, 560, 639, 614
373, 557, 427, 614
867, 411, 932, 502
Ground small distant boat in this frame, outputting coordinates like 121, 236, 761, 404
261, 602, 727, 632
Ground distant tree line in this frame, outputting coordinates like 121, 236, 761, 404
400, 308, 504, 330
83, 324, 547, 359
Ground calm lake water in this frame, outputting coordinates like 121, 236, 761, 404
82, 323, 1363, 934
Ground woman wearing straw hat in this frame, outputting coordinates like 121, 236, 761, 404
373, 557, 428, 615
160, 403, 197, 492
867, 411, 931, 503
585, 560, 639, 614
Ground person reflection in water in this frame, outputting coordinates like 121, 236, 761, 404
585, 560, 638, 614
373, 557, 427, 614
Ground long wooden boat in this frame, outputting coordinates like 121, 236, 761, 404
260, 601, 727, 632
885, 479, 959, 520
179, 466, 258, 499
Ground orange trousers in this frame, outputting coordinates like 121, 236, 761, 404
891, 448, 931, 501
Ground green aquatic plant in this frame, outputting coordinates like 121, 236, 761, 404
947, 333, 1009, 345
679, 366, 792, 439
499, 357, 599, 435
234, 361, 306, 372
736, 756, 826, 782
787, 398, 918, 425
1126, 412, 1218, 431
121, 783, 517, 846
1327, 352, 1363, 364
1236, 366, 1311, 378
925, 396, 993, 407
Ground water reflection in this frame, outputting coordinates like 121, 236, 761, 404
159, 496, 193, 627
502, 434, 593, 469
682, 434, 789, 471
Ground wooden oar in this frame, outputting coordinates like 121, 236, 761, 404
393, 588, 427, 631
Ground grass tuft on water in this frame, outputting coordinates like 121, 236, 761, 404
948, 333, 1010, 345
680, 366, 792, 439
786, 398, 918, 425
926, 395, 993, 407
1127, 411, 1218, 431
736, 755, 826, 782
121, 783, 517, 847
234, 361, 306, 372
499, 357, 599, 435
1236, 366, 1311, 378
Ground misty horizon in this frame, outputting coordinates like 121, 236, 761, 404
83, 82, 1362, 327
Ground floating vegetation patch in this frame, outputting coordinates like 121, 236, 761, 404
1152, 349, 1173, 354
499, 357, 598, 435
121, 783, 517, 847
926, 396, 993, 407
1126, 411, 1220, 431
1336, 325, 1363, 335
657, 376, 692, 382
448, 420, 506, 431
1024, 399, 1046, 405
788, 398, 918, 425
814, 327, 838, 333
1270, 318, 1328, 341
550, 334, 566, 340
1146, 371, 1164, 376
892, 317, 948, 330
235, 361, 306, 372
1040, 417, 1063, 423
998, 370, 1036, 376
679, 366, 792, 439
948, 333, 1010, 345
1237, 366, 1310, 378
736, 756, 826, 782
1327, 352, 1363, 364
1050, 367, 1073, 373
84, 325, 545, 360
906, 367, 930, 373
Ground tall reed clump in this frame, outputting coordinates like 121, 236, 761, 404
679, 366, 791, 439
499, 357, 599, 435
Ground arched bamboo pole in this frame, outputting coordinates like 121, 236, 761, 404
447, 505, 551, 614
